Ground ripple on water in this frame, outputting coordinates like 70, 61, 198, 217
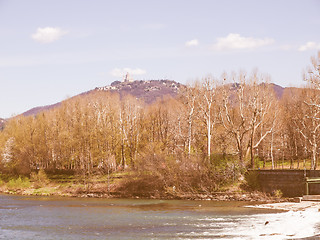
0, 194, 319, 239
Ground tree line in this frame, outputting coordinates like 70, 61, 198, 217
0, 52, 319, 191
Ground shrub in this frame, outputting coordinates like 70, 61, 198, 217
273, 189, 283, 198
7, 176, 31, 190
30, 169, 49, 184
116, 173, 165, 197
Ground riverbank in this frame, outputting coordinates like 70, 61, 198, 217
0, 181, 285, 203
0, 170, 287, 202
0, 185, 278, 201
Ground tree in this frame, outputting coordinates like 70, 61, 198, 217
293, 89, 320, 170
220, 71, 277, 168
118, 95, 143, 168
197, 76, 219, 160
299, 51, 320, 169
1, 137, 15, 165
180, 83, 200, 156
305, 51, 320, 89
220, 72, 251, 166
245, 74, 277, 168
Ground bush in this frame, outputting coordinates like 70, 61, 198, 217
0, 179, 4, 186
30, 169, 49, 184
272, 189, 283, 198
7, 176, 31, 190
209, 153, 242, 188
116, 173, 165, 197
137, 150, 220, 193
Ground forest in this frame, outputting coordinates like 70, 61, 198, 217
0, 52, 319, 193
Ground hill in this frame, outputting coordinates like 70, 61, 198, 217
21, 102, 62, 117
270, 83, 285, 99
21, 79, 181, 117
0, 80, 288, 119
95, 79, 181, 104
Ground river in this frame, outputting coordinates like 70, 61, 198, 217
0, 194, 319, 239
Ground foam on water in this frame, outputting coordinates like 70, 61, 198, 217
184, 208, 320, 239
1, 195, 320, 239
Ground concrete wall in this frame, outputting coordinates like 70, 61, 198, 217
250, 170, 320, 197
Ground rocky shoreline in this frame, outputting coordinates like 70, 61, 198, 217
0, 186, 288, 203
4, 185, 320, 214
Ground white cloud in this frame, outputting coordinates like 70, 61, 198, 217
31, 27, 68, 43
212, 33, 274, 51
298, 41, 320, 51
110, 68, 146, 78
185, 39, 199, 47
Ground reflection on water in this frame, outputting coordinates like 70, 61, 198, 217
0, 194, 319, 239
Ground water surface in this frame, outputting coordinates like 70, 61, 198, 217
0, 194, 319, 239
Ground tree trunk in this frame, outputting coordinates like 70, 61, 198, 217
207, 116, 211, 160
188, 118, 192, 156
312, 134, 317, 170
250, 135, 255, 169
271, 131, 274, 170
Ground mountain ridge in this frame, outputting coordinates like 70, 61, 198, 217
1, 80, 289, 125
21, 79, 181, 117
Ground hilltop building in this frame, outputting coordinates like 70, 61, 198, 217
123, 72, 133, 83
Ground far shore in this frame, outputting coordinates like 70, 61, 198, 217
3, 184, 320, 212
0, 170, 305, 204
0, 185, 290, 203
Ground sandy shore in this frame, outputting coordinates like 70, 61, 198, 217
247, 200, 320, 239
250, 200, 320, 211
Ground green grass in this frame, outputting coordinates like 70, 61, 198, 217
255, 159, 314, 169
7, 177, 31, 190
32, 187, 56, 196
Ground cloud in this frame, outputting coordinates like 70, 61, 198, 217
185, 39, 199, 47
110, 68, 146, 78
31, 27, 68, 43
298, 41, 320, 51
212, 33, 274, 51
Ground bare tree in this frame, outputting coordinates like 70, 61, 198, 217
180, 83, 199, 156
299, 51, 320, 169
305, 51, 320, 89
198, 76, 219, 160
294, 89, 320, 170
246, 74, 277, 168
220, 72, 251, 166
220, 71, 277, 168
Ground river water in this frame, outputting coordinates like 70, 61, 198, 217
0, 194, 319, 240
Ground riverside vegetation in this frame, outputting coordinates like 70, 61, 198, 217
0, 52, 319, 200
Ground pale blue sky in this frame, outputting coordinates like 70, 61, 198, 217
0, 0, 319, 118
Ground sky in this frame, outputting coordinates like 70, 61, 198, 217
0, 0, 320, 118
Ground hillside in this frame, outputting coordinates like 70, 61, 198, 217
21, 79, 181, 117
2, 80, 288, 119
22, 102, 62, 117
95, 79, 181, 104
270, 83, 285, 99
